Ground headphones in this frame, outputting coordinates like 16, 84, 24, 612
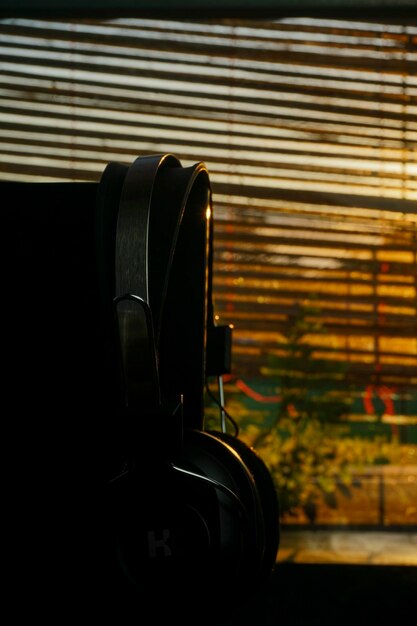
94, 154, 280, 620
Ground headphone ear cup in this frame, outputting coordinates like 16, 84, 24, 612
107, 430, 266, 617
180, 430, 267, 593
208, 431, 280, 583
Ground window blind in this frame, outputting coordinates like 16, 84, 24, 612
0, 16, 416, 401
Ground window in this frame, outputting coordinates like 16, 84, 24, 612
1, 13, 416, 562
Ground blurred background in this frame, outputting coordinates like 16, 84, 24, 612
1, 6, 416, 566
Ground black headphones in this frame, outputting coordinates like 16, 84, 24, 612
94, 154, 280, 620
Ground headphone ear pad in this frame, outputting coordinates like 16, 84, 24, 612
108, 429, 265, 609
106, 429, 277, 618
180, 429, 267, 592
208, 431, 280, 583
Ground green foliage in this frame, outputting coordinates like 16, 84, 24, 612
205, 298, 413, 524
243, 298, 382, 523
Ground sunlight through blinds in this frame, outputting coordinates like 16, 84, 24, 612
0, 16, 416, 394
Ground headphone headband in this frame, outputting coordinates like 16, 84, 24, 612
97, 154, 213, 429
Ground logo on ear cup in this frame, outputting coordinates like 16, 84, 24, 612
147, 529, 172, 558
108, 434, 265, 600
110, 466, 220, 593
116, 506, 213, 589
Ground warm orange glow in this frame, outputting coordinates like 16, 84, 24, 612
1, 16, 416, 542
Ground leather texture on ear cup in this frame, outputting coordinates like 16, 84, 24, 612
108, 428, 267, 605
179, 429, 267, 590
208, 431, 280, 583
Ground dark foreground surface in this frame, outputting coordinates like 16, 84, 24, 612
216, 562, 417, 626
